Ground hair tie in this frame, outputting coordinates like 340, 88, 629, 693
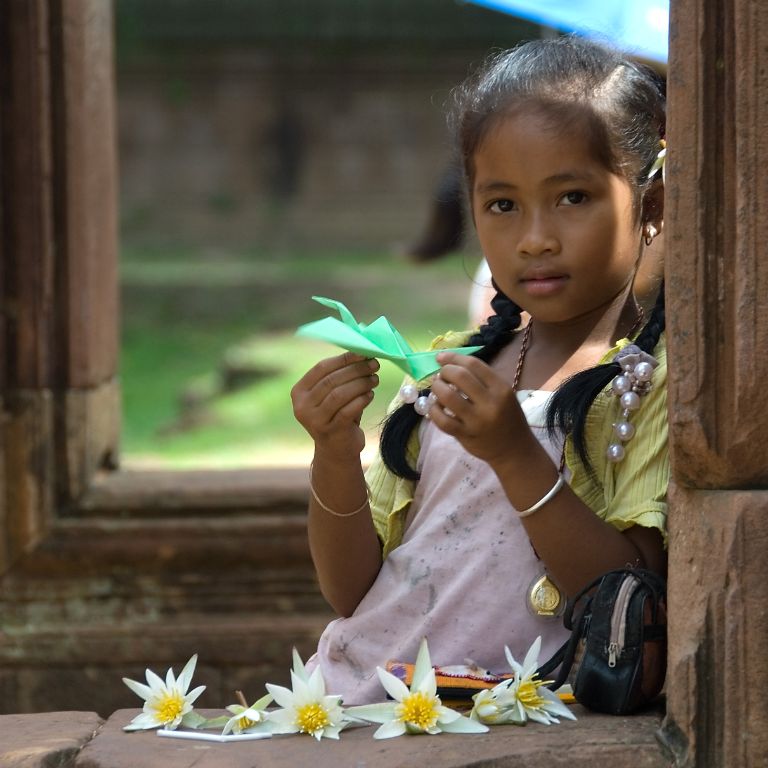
606, 345, 659, 463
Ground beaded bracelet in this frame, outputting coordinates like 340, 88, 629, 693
518, 473, 566, 518
308, 462, 370, 518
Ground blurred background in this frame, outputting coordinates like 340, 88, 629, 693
115, 0, 667, 470
116, 0, 543, 469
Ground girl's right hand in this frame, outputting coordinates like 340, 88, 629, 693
291, 352, 380, 459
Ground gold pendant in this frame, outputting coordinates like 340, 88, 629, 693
527, 573, 564, 617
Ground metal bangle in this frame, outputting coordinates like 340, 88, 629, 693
518, 473, 566, 518
309, 462, 370, 518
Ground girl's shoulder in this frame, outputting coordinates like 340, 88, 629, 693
599, 332, 667, 370
428, 329, 476, 351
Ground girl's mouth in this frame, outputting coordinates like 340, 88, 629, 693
520, 275, 568, 296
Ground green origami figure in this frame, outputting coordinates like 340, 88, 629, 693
296, 296, 482, 382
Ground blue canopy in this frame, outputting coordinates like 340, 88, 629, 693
463, 0, 668, 63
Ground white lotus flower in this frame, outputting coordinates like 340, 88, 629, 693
122, 654, 206, 731
470, 637, 576, 726
221, 692, 274, 736
265, 649, 350, 740
347, 638, 488, 739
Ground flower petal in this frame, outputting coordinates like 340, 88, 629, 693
145, 668, 165, 692
242, 720, 274, 735
539, 688, 578, 721
292, 648, 309, 682
179, 710, 208, 730
522, 636, 542, 674
373, 719, 408, 739
376, 666, 410, 702
252, 692, 274, 711
123, 712, 161, 731
526, 708, 555, 725
176, 654, 198, 694
289, 670, 311, 703
504, 646, 522, 677
322, 695, 344, 719
185, 685, 206, 706
122, 677, 153, 701
306, 666, 327, 699
440, 714, 489, 734
265, 683, 296, 709
239, 707, 266, 723
411, 637, 432, 691
265, 708, 300, 734
123, 723, 154, 732
436, 706, 461, 724
496, 710, 525, 725
417, 668, 438, 698
221, 714, 240, 736
345, 702, 397, 724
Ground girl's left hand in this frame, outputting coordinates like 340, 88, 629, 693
430, 351, 536, 467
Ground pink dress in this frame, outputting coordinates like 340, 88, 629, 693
309, 390, 570, 704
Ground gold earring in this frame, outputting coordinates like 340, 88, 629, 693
643, 224, 658, 247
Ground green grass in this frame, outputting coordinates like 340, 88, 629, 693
120, 246, 479, 467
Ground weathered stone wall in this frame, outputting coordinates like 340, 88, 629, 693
113, 1, 537, 251
659, 0, 768, 764
117, 50, 484, 249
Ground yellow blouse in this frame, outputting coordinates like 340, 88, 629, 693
366, 331, 668, 558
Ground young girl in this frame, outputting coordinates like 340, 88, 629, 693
291, 37, 668, 705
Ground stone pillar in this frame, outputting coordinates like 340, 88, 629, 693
661, 0, 768, 764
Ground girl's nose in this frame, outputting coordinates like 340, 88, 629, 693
517, 213, 559, 257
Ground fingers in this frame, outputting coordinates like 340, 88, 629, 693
291, 353, 380, 431
296, 351, 375, 392
431, 353, 490, 410
429, 352, 517, 435
310, 356, 379, 414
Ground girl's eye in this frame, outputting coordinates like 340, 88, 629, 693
489, 199, 515, 213
559, 190, 587, 206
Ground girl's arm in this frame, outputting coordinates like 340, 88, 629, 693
291, 353, 384, 616
430, 352, 665, 596
306, 450, 383, 616
493, 448, 665, 593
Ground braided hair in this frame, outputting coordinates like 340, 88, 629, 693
545, 283, 665, 474
380, 287, 524, 479
381, 37, 666, 480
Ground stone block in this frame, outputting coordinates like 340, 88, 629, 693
75, 707, 670, 768
0, 711, 102, 768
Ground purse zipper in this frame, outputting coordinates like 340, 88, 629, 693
607, 574, 640, 667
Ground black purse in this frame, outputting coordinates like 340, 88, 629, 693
537, 568, 667, 715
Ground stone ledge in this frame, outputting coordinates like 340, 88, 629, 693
73, 707, 671, 768
0, 711, 103, 768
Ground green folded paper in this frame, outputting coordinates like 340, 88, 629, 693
296, 296, 482, 381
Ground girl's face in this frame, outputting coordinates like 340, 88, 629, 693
471, 111, 641, 326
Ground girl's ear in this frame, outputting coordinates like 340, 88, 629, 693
641, 178, 665, 232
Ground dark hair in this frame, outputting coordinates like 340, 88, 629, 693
381, 37, 666, 480
453, 36, 666, 210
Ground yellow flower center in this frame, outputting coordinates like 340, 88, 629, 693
396, 691, 440, 730
517, 678, 547, 710
238, 714, 256, 730
295, 702, 331, 735
153, 690, 185, 724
